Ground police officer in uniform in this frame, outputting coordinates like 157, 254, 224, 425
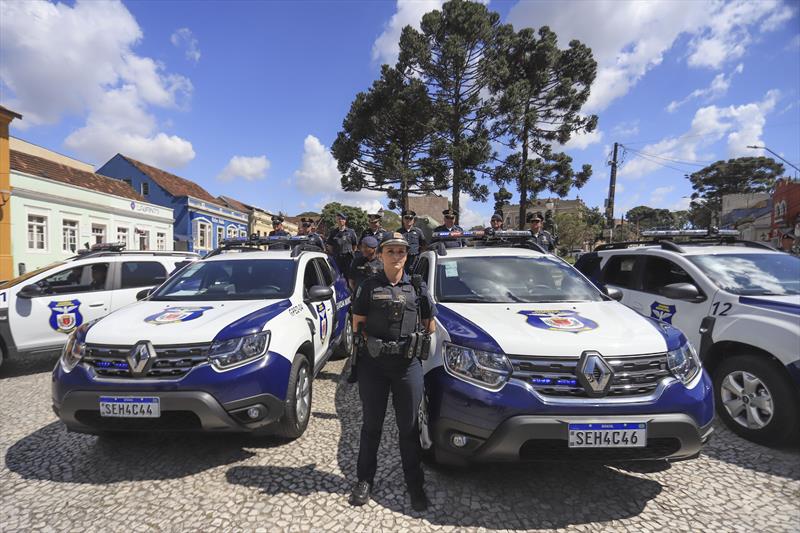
348, 237, 382, 292
349, 232, 436, 511
397, 210, 427, 274
526, 211, 555, 252
268, 215, 291, 250
484, 212, 504, 235
326, 212, 358, 277
297, 217, 325, 249
433, 208, 464, 248
361, 212, 392, 244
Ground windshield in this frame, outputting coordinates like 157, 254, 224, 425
150, 259, 295, 301
688, 253, 800, 296
435, 256, 604, 303
0, 262, 66, 290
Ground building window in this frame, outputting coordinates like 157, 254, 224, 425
217, 226, 224, 245
137, 229, 150, 250
123, 178, 132, 188
28, 214, 47, 250
195, 221, 211, 249
141, 182, 150, 196
239, 229, 247, 238
62, 219, 78, 253
91, 224, 106, 245
156, 232, 166, 251
227, 225, 237, 238
117, 227, 129, 248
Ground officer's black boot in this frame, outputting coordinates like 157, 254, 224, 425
408, 484, 429, 511
349, 480, 371, 506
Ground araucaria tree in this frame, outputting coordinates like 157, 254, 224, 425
332, 66, 447, 211
489, 26, 597, 229
398, 0, 499, 215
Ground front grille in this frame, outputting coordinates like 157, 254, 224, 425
75, 410, 202, 431
518, 438, 681, 461
510, 352, 670, 398
84, 343, 210, 379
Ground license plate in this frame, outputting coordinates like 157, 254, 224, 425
99, 396, 160, 418
568, 422, 646, 448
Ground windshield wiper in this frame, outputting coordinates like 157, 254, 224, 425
505, 290, 525, 303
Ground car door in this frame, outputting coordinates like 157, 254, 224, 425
599, 254, 643, 310
301, 259, 334, 371
9, 261, 113, 353
109, 259, 169, 311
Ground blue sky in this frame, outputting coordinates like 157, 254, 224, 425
1, 0, 798, 228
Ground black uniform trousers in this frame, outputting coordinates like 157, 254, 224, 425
357, 350, 424, 489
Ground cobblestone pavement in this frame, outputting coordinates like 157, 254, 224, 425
1, 353, 798, 533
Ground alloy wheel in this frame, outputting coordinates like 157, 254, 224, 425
295, 366, 310, 423
720, 370, 774, 429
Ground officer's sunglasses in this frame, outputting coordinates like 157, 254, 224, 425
402, 215, 415, 220
301, 222, 311, 228
444, 215, 455, 220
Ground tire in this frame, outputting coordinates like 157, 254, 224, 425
713, 354, 800, 446
274, 353, 312, 439
0, 342, 5, 371
330, 313, 353, 361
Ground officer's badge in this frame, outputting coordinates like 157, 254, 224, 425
48, 300, 83, 333
144, 306, 213, 325
518, 309, 598, 333
650, 301, 676, 324
316, 303, 329, 342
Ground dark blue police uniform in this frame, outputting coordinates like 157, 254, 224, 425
306, 232, 325, 250
360, 227, 391, 244
268, 229, 291, 250
351, 271, 436, 497
433, 224, 465, 248
326, 227, 358, 276
398, 226, 426, 273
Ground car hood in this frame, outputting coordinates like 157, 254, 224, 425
437, 301, 669, 357
86, 299, 288, 345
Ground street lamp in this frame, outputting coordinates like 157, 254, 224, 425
747, 145, 800, 173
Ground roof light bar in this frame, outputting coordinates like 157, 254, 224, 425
219, 235, 310, 247
431, 230, 532, 241
640, 229, 739, 238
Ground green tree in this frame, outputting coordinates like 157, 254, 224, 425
555, 210, 601, 252
687, 201, 713, 229
398, 0, 499, 214
332, 66, 447, 211
488, 26, 597, 229
625, 205, 674, 233
611, 224, 638, 243
689, 156, 784, 225
319, 202, 368, 237
493, 186, 512, 215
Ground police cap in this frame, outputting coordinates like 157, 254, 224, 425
526, 211, 544, 222
367, 213, 382, 221
401, 210, 417, 218
379, 232, 409, 250
361, 236, 379, 249
442, 208, 457, 219
271, 215, 284, 224
336, 212, 348, 220
490, 212, 503, 221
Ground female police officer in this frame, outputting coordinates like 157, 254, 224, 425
349, 232, 436, 511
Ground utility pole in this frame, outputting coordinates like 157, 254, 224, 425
605, 142, 619, 238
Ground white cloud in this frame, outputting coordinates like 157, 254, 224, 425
612, 120, 640, 138
457, 192, 490, 229
667, 63, 743, 113
507, 0, 792, 112
562, 128, 604, 150
217, 155, 271, 182
372, 0, 444, 66
0, 0, 194, 167
171, 28, 201, 63
671, 197, 692, 211
649, 186, 674, 205
621, 89, 780, 179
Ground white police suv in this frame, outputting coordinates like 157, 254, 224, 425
0, 243, 198, 370
51, 237, 352, 439
575, 230, 800, 445
414, 231, 714, 466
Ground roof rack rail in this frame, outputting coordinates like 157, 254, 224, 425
430, 230, 549, 256
76, 242, 126, 255
595, 236, 775, 253
640, 228, 739, 238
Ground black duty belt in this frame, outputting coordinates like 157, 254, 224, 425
365, 335, 408, 357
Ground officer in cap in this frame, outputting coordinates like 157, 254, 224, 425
484, 212, 505, 235
349, 232, 436, 511
297, 217, 325, 250
326, 212, 358, 277
526, 211, 555, 252
361, 211, 392, 244
349, 237, 382, 292
268, 215, 291, 250
397, 210, 427, 274
433, 208, 464, 248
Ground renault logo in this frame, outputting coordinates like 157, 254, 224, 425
127, 341, 156, 376
576, 351, 614, 397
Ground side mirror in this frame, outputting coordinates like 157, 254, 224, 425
660, 282, 701, 301
136, 288, 154, 301
17, 284, 44, 299
307, 285, 333, 302
604, 286, 624, 301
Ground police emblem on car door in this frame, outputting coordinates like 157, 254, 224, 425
316, 302, 329, 342
48, 300, 84, 333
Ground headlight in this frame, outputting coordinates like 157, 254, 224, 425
443, 342, 512, 391
667, 341, 701, 385
60, 321, 94, 372
209, 331, 270, 370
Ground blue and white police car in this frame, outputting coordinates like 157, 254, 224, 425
52, 237, 352, 439
575, 229, 800, 446
0, 243, 198, 370
414, 231, 714, 465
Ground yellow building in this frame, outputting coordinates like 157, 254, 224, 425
0, 106, 23, 282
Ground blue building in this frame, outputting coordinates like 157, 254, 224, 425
98, 154, 248, 254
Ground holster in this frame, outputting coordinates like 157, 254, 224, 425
366, 336, 383, 358
405, 332, 431, 360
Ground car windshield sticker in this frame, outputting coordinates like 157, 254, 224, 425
144, 306, 213, 325
444, 262, 458, 277
518, 309, 598, 333
317, 303, 329, 342
650, 301, 676, 324
48, 300, 83, 333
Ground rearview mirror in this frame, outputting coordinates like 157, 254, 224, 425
660, 282, 701, 301
136, 288, 154, 301
307, 285, 333, 302
17, 284, 43, 299
603, 286, 624, 301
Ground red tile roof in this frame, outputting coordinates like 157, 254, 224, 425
218, 195, 252, 214
10, 150, 145, 201
121, 154, 221, 205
